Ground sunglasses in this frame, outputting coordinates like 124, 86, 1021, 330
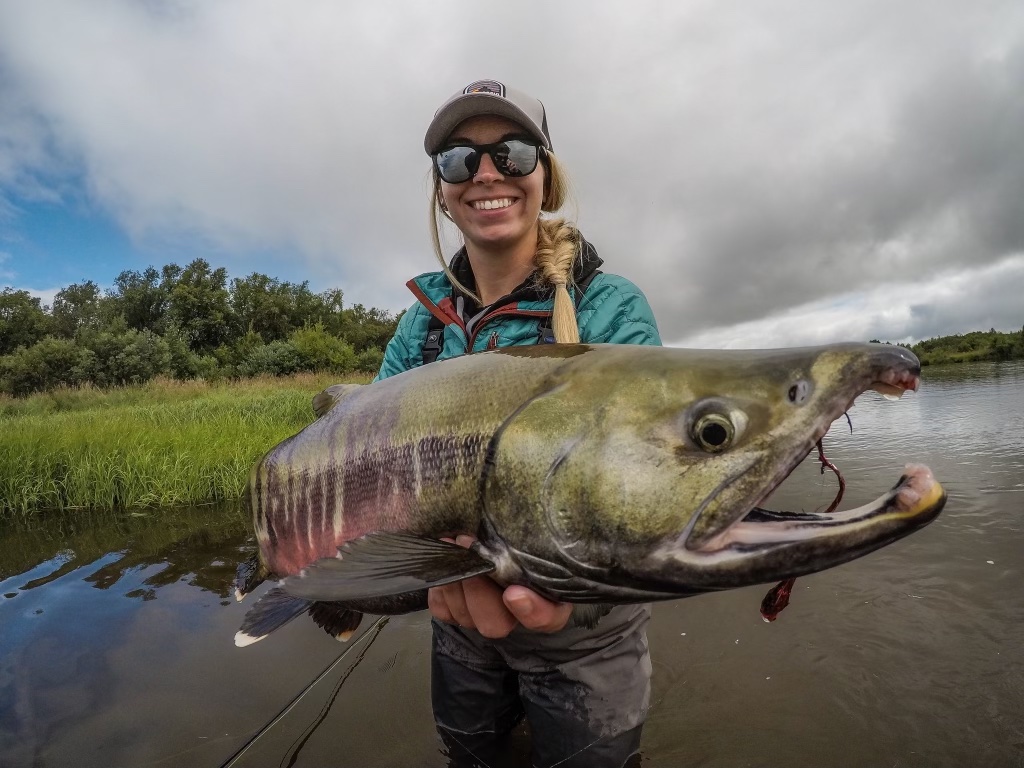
432, 139, 545, 184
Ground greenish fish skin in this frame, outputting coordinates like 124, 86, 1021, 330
237, 342, 946, 642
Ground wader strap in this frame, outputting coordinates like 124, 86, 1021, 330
422, 314, 446, 365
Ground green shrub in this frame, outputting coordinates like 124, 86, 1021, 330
355, 347, 384, 373
239, 340, 303, 377
85, 329, 172, 386
194, 354, 224, 381
164, 327, 204, 379
0, 338, 96, 396
290, 323, 356, 373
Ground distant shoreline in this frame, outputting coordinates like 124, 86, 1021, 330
873, 327, 1024, 366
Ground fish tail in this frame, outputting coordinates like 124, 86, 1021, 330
235, 587, 312, 647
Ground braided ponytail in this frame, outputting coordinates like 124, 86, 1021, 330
535, 217, 580, 343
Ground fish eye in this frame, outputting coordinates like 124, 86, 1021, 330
788, 380, 812, 405
692, 413, 735, 453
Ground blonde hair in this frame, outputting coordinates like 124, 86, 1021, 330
428, 150, 582, 343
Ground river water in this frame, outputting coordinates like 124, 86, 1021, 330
1, 361, 1022, 768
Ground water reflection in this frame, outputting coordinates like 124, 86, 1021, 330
1, 504, 250, 595
0, 504, 261, 768
0, 362, 1022, 767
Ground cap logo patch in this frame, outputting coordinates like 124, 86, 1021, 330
463, 80, 505, 97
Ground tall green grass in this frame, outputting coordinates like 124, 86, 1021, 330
0, 373, 370, 517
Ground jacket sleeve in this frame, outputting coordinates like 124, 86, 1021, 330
576, 274, 662, 347
373, 304, 426, 382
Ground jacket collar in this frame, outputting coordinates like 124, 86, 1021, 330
447, 236, 604, 315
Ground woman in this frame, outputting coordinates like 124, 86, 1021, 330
375, 79, 661, 768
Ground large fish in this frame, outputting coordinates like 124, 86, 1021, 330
235, 343, 946, 646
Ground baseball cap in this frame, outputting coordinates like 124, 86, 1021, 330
424, 79, 553, 155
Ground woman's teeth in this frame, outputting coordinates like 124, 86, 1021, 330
472, 198, 513, 210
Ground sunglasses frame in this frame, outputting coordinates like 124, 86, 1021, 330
432, 138, 546, 184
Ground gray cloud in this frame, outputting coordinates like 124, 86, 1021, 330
0, 0, 1022, 345
676, 253, 1024, 348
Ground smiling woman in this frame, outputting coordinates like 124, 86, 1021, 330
372, 79, 663, 768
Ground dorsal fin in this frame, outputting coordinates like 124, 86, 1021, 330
312, 384, 362, 419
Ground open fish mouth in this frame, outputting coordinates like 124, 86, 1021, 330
698, 463, 944, 553
868, 364, 923, 400
691, 367, 946, 556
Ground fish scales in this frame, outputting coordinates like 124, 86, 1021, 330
319, 460, 335, 544
237, 343, 947, 646
327, 420, 345, 538
335, 434, 488, 541
252, 406, 502, 577
305, 454, 326, 555
251, 463, 267, 549
245, 350, 570, 585
285, 437, 307, 567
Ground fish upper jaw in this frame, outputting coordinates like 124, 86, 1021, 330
677, 345, 926, 556
868, 353, 921, 398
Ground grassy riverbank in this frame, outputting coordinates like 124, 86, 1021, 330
0, 373, 370, 517
906, 327, 1024, 366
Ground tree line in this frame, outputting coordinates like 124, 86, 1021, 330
0, 259, 401, 396
872, 326, 1024, 366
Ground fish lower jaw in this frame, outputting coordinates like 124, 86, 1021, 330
692, 464, 943, 554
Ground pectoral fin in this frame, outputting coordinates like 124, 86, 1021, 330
235, 587, 311, 647
281, 532, 496, 602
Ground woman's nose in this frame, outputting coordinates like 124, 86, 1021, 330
473, 151, 503, 182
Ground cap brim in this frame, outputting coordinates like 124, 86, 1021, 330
424, 93, 550, 154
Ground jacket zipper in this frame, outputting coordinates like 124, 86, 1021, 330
465, 306, 551, 352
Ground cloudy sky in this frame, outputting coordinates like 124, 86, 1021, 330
1, 0, 1022, 347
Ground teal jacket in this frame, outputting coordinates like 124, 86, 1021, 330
375, 239, 661, 381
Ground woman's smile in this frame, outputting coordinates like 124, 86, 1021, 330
469, 197, 517, 211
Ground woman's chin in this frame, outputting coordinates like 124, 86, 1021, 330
463, 222, 537, 253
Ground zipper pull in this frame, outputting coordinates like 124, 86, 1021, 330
487, 332, 498, 350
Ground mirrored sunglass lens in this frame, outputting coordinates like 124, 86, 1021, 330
436, 146, 477, 183
497, 140, 539, 176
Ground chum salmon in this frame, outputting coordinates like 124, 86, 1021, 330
234, 342, 945, 646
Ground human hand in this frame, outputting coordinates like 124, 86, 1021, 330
427, 535, 573, 639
